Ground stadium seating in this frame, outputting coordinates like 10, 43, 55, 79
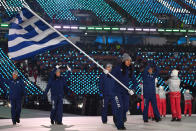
36, 0, 123, 22
0, 43, 195, 96
1, 0, 196, 25
0, 48, 43, 97
0, 0, 23, 16
34, 44, 195, 95
113, 0, 196, 24
181, 0, 196, 9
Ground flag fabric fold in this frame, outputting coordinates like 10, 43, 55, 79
8, 8, 68, 60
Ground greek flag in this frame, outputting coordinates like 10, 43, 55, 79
8, 8, 68, 60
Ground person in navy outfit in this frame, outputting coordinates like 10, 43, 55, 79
142, 63, 161, 122
100, 63, 115, 124
110, 53, 136, 130
1, 70, 26, 125
44, 65, 71, 125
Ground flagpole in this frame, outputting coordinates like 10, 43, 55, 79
22, 4, 132, 93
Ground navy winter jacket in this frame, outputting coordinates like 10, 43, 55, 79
0, 75, 26, 100
112, 65, 136, 95
45, 69, 70, 99
142, 64, 159, 98
99, 73, 115, 96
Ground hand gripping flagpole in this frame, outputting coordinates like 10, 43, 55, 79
22, 4, 133, 94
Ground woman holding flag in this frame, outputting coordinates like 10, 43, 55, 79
110, 53, 136, 130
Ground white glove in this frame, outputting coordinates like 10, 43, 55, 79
67, 65, 72, 72
103, 69, 109, 74
128, 90, 134, 95
56, 65, 61, 69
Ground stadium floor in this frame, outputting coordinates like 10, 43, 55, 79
0, 107, 196, 131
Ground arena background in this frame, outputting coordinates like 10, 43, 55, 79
0, 0, 195, 117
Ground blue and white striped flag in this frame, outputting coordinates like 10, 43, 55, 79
8, 8, 68, 60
